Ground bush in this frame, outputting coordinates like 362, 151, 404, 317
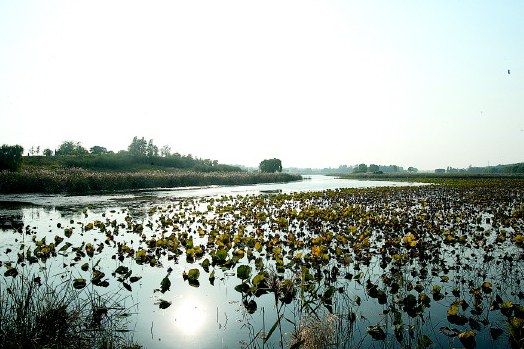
0, 144, 24, 171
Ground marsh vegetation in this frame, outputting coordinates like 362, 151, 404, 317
1, 177, 523, 348
0, 168, 301, 194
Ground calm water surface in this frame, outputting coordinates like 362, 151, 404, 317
0, 175, 419, 208
5, 176, 510, 349
0, 176, 422, 348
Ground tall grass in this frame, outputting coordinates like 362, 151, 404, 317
0, 269, 140, 349
0, 168, 302, 194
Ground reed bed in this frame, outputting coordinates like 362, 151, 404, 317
0, 168, 302, 194
0, 268, 139, 349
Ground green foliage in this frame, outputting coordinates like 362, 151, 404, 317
353, 163, 367, 173
146, 139, 158, 157
128, 136, 148, 157
43, 148, 53, 156
368, 164, 379, 172
0, 168, 302, 194
259, 158, 282, 173
187, 268, 200, 281
89, 146, 108, 154
0, 144, 24, 171
237, 265, 252, 280
56, 141, 88, 156
22, 151, 243, 173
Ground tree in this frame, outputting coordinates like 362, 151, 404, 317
28, 146, 41, 156
90, 146, 108, 154
43, 148, 53, 157
369, 164, 379, 172
259, 158, 282, 173
56, 141, 88, 155
146, 139, 158, 157
0, 144, 24, 171
128, 136, 147, 157
408, 166, 418, 173
160, 145, 172, 157
354, 163, 367, 173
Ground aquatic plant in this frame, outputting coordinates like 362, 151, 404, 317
0, 268, 140, 349
2, 177, 524, 348
287, 310, 337, 349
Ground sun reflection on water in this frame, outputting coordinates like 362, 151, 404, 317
172, 296, 210, 336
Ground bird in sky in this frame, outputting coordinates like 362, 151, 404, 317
508, 69, 511, 74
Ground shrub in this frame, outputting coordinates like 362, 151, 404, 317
0, 144, 24, 171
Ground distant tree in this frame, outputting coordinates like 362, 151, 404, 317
408, 166, 418, 173
354, 163, 367, 173
160, 145, 171, 157
435, 168, 446, 173
128, 136, 147, 157
259, 158, 282, 173
90, 146, 108, 154
0, 144, 24, 171
336, 165, 351, 173
146, 139, 159, 157
369, 164, 379, 172
43, 148, 53, 157
56, 141, 88, 155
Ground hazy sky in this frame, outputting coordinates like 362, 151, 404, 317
1, 1, 523, 170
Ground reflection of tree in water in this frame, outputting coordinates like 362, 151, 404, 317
0, 201, 27, 230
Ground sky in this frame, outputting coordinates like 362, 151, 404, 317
1, 1, 523, 170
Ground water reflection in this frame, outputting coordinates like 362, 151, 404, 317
172, 295, 210, 336
0, 175, 423, 209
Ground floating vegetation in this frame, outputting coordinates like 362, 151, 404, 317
1, 178, 524, 348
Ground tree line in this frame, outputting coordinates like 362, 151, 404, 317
436, 163, 524, 174
2, 138, 287, 174
3, 138, 243, 172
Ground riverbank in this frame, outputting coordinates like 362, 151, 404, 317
333, 172, 524, 180
0, 168, 302, 194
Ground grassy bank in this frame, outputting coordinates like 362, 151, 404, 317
0, 168, 302, 194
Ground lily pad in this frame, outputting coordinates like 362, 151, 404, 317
156, 299, 172, 309
73, 278, 87, 289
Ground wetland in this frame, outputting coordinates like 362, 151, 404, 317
0, 175, 523, 348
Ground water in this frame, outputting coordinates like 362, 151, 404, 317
0, 175, 420, 208
0, 176, 421, 348
1, 176, 519, 348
